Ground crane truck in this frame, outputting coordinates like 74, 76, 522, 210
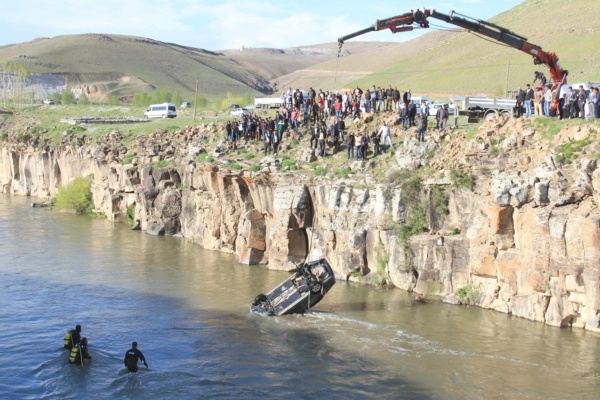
338, 9, 569, 118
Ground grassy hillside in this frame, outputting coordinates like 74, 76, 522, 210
0, 34, 270, 100
0, 35, 376, 102
277, 0, 600, 98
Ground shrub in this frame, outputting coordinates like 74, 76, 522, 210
54, 177, 93, 214
450, 169, 475, 190
457, 283, 480, 305
243, 153, 255, 160
250, 165, 261, 172
229, 162, 243, 170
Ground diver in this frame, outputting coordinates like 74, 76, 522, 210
124, 342, 148, 373
69, 337, 92, 366
63, 325, 82, 349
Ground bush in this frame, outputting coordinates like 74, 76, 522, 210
450, 170, 475, 191
54, 177, 93, 214
229, 162, 243, 170
250, 165, 261, 172
457, 283, 480, 305
123, 154, 135, 164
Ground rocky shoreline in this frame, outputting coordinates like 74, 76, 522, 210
1, 114, 600, 332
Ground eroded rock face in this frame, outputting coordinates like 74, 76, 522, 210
2, 131, 600, 332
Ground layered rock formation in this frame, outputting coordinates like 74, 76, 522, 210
1, 117, 599, 332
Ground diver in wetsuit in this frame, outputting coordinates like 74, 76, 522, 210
124, 342, 148, 373
69, 337, 92, 365
64, 325, 82, 349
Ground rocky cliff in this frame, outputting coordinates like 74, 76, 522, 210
2, 116, 600, 332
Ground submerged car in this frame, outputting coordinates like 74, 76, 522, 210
251, 258, 336, 316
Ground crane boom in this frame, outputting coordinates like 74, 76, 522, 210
337, 8, 568, 111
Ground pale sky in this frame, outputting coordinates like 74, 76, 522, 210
0, 0, 524, 50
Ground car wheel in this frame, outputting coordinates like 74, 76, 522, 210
252, 294, 268, 306
162, 114, 167, 118
310, 282, 322, 294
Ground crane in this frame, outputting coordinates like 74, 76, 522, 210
338, 9, 568, 114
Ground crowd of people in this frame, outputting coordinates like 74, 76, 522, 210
224, 85, 449, 159
514, 71, 600, 119
63, 324, 147, 372
222, 73, 599, 161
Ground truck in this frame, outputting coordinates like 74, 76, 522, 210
338, 8, 569, 116
461, 97, 515, 122
254, 96, 284, 109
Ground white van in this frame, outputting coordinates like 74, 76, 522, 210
144, 103, 177, 119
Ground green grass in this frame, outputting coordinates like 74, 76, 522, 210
196, 153, 215, 163
153, 160, 169, 168
281, 159, 298, 170
123, 154, 135, 164
450, 170, 475, 191
249, 165, 261, 172
315, 166, 327, 176
228, 162, 243, 170
555, 138, 593, 165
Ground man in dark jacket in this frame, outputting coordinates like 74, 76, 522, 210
524, 84, 534, 117
515, 87, 525, 118
124, 342, 148, 373
577, 85, 587, 119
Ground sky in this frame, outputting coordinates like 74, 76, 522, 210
0, 0, 524, 50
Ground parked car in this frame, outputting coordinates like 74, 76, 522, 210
144, 103, 177, 119
180, 101, 191, 108
230, 108, 249, 117
428, 102, 455, 116
43, 99, 54, 105
228, 104, 240, 109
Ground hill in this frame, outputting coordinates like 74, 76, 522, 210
274, 0, 600, 97
0, 0, 598, 102
0, 35, 371, 102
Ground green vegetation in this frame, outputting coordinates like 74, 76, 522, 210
243, 152, 256, 160
450, 169, 475, 191
249, 165, 261, 172
54, 177, 93, 215
123, 154, 135, 164
126, 203, 136, 224
228, 162, 243, 170
457, 283, 480, 306
314, 166, 327, 176
555, 138, 593, 165
431, 185, 449, 218
386, 169, 427, 243
281, 159, 298, 170
337, 167, 351, 178
153, 159, 169, 168
196, 153, 214, 163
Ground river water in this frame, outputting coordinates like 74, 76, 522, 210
1, 194, 599, 399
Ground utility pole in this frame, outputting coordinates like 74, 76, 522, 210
193, 80, 199, 121
505, 60, 510, 97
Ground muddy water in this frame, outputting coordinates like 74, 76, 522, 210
1, 194, 599, 399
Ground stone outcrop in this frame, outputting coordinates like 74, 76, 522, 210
2, 119, 600, 332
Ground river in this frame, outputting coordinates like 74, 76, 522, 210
0, 194, 599, 399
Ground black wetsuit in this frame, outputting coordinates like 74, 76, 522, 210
124, 347, 146, 372
66, 329, 81, 349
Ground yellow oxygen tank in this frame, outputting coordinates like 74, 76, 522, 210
63, 331, 72, 348
69, 346, 81, 365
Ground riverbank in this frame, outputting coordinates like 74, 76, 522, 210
2, 107, 600, 331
